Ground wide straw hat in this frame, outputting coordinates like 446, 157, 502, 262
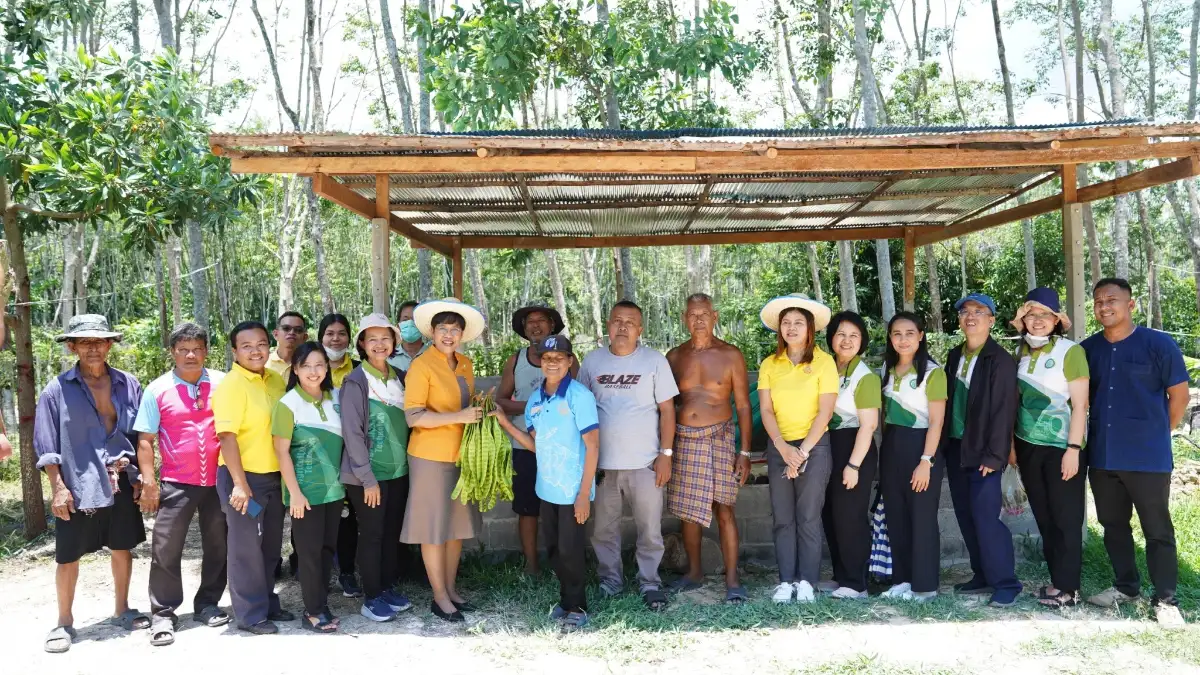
414, 298, 486, 342
1010, 286, 1072, 332
760, 293, 832, 332
55, 314, 123, 343
354, 312, 401, 347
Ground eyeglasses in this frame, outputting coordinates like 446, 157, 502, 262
435, 326, 463, 337
295, 363, 327, 372
278, 325, 306, 334
957, 308, 992, 318
1024, 311, 1055, 322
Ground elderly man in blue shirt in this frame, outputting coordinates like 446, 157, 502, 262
34, 315, 150, 653
1081, 278, 1188, 627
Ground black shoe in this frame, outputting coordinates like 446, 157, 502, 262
238, 620, 278, 635
954, 578, 993, 595
430, 601, 464, 623
452, 599, 477, 612
267, 609, 295, 622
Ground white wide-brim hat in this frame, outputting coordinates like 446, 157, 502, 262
354, 312, 401, 347
414, 298, 486, 342
760, 293, 832, 332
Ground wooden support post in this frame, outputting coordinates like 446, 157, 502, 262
1061, 164, 1085, 341
370, 218, 390, 314
451, 238, 464, 300
903, 228, 917, 311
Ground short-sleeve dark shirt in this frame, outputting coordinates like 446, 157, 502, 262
33, 363, 143, 510
1081, 326, 1188, 473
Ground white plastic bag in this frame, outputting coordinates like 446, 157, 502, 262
1000, 465, 1028, 516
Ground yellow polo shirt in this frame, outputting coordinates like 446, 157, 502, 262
405, 348, 475, 463
266, 349, 291, 379
330, 357, 355, 389
758, 347, 839, 442
213, 363, 286, 473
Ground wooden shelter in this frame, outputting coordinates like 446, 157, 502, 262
209, 121, 1200, 340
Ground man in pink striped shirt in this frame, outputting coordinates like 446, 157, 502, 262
134, 323, 230, 646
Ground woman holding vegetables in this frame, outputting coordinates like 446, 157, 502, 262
339, 313, 411, 623
402, 298, 485, 623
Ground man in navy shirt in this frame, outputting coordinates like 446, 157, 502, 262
1081, 278, 1187, 627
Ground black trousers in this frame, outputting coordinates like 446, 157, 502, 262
216, 467, 284, 627
879, 426, 944, 594
149, 482, 228, 620
345, 476, 408, 600
337, 498, 357, 576
291, 500, 340, 615
942, 438, 1021, 594
1089, 468, 1177, 605
823, 427, 877, 592
1015, 439, 1086, 593
542, 500, 588, 613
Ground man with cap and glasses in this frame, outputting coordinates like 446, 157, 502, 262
133, 322, 230, 646
34, 314, 149, 653
496, 304, 578, 576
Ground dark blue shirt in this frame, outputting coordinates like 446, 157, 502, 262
33, 363, 143, 510
1081, 326, 1188, 473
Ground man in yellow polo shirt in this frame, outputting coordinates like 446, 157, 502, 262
212, 320, 291, 635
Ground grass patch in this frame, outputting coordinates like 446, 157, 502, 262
1021, 626, 1200, 666
799, 654, 971, 675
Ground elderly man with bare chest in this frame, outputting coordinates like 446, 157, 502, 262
665, 293, 752, 602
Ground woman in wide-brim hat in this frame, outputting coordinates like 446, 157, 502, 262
1009, 287, 1089, 609
401, 298, 486, 622
755, 294, 840, 604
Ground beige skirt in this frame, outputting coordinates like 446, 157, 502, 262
400, 455, 480, 545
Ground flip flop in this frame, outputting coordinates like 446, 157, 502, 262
194, 606, 231, 627
642, 588, 668, 612
667, 577, 704, 593
111, 608, 151, 631
725, 586, 749, 604
44, 625, 76, 654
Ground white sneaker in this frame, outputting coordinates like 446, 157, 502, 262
1155, 603, 1186, 628
908, 590, 937, 603
882, 582, 912, 599
772, 582, 795, 604
793, 580, 816, 604
816, 580, 840, 593
830, 586, 868, 600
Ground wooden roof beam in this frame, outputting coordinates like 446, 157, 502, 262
516, 176, 544, 235
457, 225, 943, 250
311, 173, 453, 257
678, 177, 713, 234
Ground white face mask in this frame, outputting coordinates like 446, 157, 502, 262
1023, 334, 1051, 348
324, 346, 348, 361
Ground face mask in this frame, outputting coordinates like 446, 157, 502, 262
399, 319, 422, 343
1024, 334, 1051, 348
324, 346, 348, 361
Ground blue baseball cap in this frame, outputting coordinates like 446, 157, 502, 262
954, 292, 997, 316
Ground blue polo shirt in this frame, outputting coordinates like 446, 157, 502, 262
524, 374, 599, 505
1081, 326, 1188, 473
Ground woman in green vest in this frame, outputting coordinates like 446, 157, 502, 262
273, 342, 344, 633
1010, 287, 1089, 608
821, 311, 882, 600
879, 312, 947, 602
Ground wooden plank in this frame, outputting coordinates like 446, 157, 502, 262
903, 228, 917, 311
310, 173, 452, 256
516, 176, 543, 235
913, 194, 1065, 247
232, 155, 698, 175
1076, 155, 1200, 202
1062, 164, 1078, 202
451, 239, 464, 299
370, 218, 390, 314
455, 226, 940, 250
375, 174, 390, 218
1062, 202, 1086, 341
679, 178, 712, 234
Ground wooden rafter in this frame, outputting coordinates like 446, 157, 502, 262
942, 171, 1060, 228
311, 173, 453, 256
516, 176, 544, 235
457, 225, 943, 250
680, 178, 713, 234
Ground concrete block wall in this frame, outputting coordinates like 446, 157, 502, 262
467, 375, 1042, 568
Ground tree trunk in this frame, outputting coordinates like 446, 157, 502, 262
990, 0, 1015, 124
544, 250, 571, 336
465, 248, 490, 345
618, 247, 636, 302
924, 244, 943, 331
151, 0, 174, 50
1135, 192, 1161, 329
837, 241, 857, 312
167, 235, 183, 325
417, 248, 433, 300
156, 247, 169, 347
852, 0, 879, 128
595, 0, 622, 131
807, 244, 823, 303
378, 0, 414, 132
307, 187, 334, 313
1099, 0, 1130, 279
130, 0, 141, 54
185, 221, 209, 328
1056, 0, 1071, 119
772, 19, 788, 122
1, 180, 47, 537
816, 0, 832, 124
1072, 0, 1086, 123
582, 249, 604, 343
59, 223, 81, 331
874, 240, 896, 321
250, 0, 302, 131
213, 251, 233, 368
363, 0, 394, 127
304, 0, 325, 132
611, 248, 625, 301
1078, 166, 1103, 282
417, 0, 430, 131
960, 237, 969, 297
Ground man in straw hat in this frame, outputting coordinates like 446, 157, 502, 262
579, 300, 679, 611
34, 315, 149, 653
497, 304, 577, 576
664, 293, 752, 602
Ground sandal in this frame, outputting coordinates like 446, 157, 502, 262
44, 625, 76, 654
111, 608, 151, 631
642, 588, 668, 612
1038, 589, 1080, 608
725, 586, 749, 604
194, 605, 231, 627
300, 611, 339, 633
668, 577, 704, 593
150, 623, 175, 647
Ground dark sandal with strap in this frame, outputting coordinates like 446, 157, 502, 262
642, 589, 668, 612
725, 586, 749, 604
194, 606, 231, 627
668, 577, 704, 593
44, 625, 76, 653
300, 611, 339, 633
1039, 589, 1079, 608
111, 609, 151, 631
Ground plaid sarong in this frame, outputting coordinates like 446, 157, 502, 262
667, 421, 739, 528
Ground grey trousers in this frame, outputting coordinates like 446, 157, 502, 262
591, 466, 664, 592
149, 481, 228, 621
766, 435, 832, 584
216, 467, 284, 628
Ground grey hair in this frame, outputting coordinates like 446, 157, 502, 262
168, 322, 209, 349
685, 293, 714, 306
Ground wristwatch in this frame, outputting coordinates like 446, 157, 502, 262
738, 450, 752, 458
660, 448, 673, 457
920, 454, 935, 465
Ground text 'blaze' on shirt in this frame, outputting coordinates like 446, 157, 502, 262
578, 344, 679, 471
1082, 326, 1188, 472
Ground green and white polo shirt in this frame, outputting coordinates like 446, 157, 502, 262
272, 388, 345, 507
361, 361, 410, 481
883, 362, 948, 429
1015, 336, 1089, 448
830, 356, 883, 430
949, 343, 983, 440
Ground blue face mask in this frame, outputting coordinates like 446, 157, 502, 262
399, 319, 422, 343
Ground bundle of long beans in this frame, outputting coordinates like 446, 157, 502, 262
451, 391, 513, 511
